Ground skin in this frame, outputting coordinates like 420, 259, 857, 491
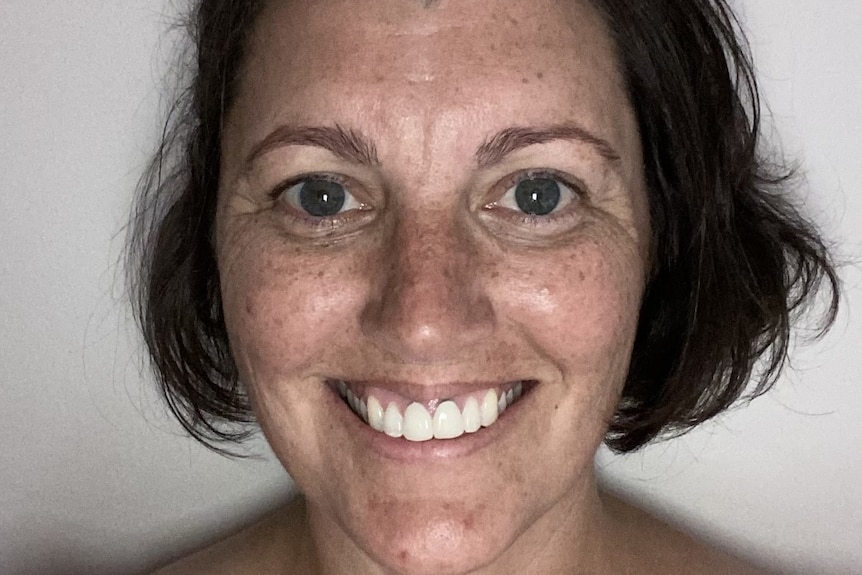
154, 0, 770, 573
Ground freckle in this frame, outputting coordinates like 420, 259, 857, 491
245, 299, 254, 315
463, 514, 476, 530
579, 270, 586, 282
521, 77, 529, 84
536, 71, 544, 80
316, 269, 325, 279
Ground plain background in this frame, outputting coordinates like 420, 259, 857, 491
1, 1, 860, 574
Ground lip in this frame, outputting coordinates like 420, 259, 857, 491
324, 379, 535, 462
328, 378, 524, 406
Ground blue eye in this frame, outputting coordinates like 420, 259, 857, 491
514, 177, 561, 215
497, 174, 577, 217
280, 177, 362, 217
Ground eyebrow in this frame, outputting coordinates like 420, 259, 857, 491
475, 123, 621, 169
244, 121, 620, 172
245, 124, 380, 169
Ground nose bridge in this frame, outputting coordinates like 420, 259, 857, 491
398, 210, 465, 308
362, 207, 495, 363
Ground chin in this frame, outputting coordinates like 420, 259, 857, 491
352, 503, 512, 575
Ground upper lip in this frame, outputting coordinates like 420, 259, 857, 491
327, 377, 535, 403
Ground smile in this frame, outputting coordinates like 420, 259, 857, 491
333, 380, 530, 442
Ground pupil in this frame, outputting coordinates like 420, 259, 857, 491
514, 178, 561, 216
299, 180, 346, 217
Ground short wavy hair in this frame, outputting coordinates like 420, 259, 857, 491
129, 0, 839, 454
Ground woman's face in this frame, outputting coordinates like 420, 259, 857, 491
216, 0, 649, 572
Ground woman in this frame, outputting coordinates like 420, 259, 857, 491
130, 0, 838, 573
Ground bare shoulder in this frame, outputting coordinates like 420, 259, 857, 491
600, 491, 773, 575
150, 497, 308, 575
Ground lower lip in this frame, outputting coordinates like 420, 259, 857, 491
325, 382, 531, 462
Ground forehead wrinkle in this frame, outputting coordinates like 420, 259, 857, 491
231, 0, 636, 185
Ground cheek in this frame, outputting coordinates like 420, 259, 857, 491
219, 236, 368, 382
497, 239, 644, 384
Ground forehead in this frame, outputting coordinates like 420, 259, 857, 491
228, 0, 633, 163
249, 0, 615, 74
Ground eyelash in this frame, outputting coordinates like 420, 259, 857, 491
486, 169, 586, 228
269, 173, 369, 232
267, 168, 587, 234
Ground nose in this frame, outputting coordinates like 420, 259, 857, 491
360, 209, 496, 364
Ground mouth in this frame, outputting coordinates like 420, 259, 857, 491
329, 379, 535, 442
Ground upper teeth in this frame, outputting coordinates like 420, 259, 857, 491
337, 382, 524, 442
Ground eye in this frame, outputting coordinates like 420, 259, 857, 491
279, 176, 364, 217
495, 172, 578, 216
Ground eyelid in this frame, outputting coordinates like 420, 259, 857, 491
476, 168, 590, 240
266, 172, 377, 238
514, 169, 585, 194
486, 168, 586, 210
269, 172, 350, 201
